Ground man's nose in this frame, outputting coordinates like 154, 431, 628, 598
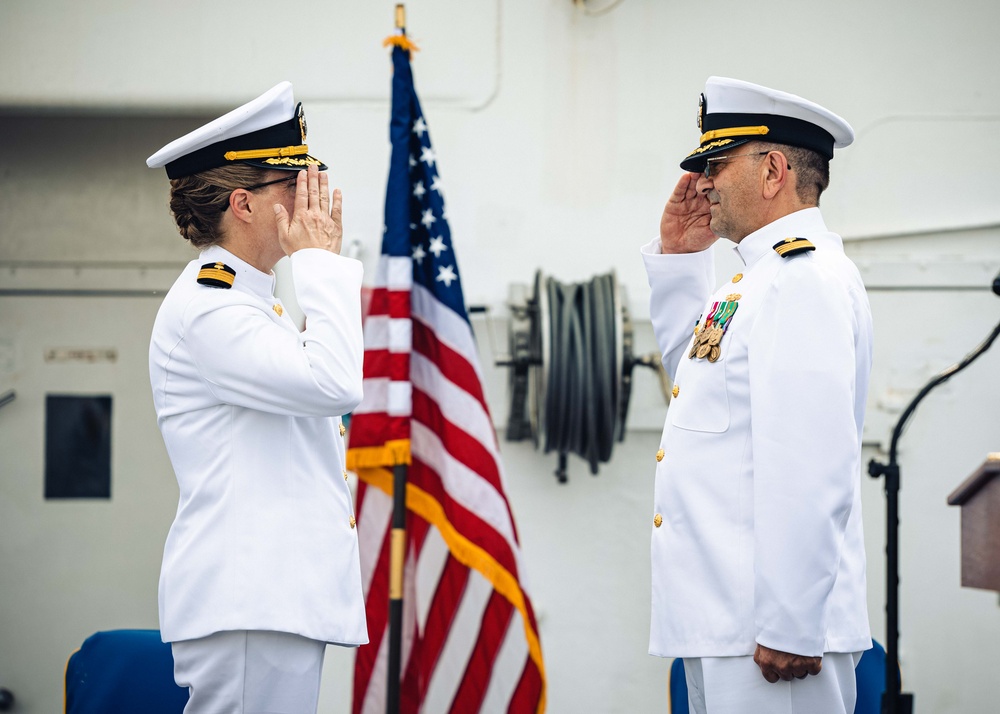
695, 173, 713, 195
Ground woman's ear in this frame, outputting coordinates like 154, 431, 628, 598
228, 189, 254, 224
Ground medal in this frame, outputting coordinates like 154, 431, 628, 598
688, 297, 740, 362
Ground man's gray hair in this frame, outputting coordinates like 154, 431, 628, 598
757, 142, 830, 205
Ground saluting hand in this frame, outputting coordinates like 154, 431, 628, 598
754, 644, 823, 683
659, 172, 716, 254
273, 164, 344, 256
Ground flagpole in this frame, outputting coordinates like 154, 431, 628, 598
387, 465, 406, 714
386, 7, 408, 712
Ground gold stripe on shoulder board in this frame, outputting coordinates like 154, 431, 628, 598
773, 238, 816, 258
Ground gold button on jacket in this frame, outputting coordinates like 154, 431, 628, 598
656, 449, 665, 462
654, 514, 663, 528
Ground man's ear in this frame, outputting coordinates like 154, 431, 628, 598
761, 150, 790, 200
229, 189, 254, 224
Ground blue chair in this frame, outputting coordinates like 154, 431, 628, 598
669, 641, 894, 714
853, 640, 893, 714
668, 656, 688, 713
65, 629, 188, 714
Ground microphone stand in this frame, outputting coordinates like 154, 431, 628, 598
868, 273, 1000, 714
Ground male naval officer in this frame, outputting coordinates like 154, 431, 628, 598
146, 82, 366, 714
641, 77, 873, 714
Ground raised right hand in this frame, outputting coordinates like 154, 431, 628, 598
274, 165, 344, 256
659, 172, 716, 254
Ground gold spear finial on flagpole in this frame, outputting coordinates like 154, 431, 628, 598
383, 4, 419, 52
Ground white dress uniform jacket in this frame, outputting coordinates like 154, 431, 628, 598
641, 208, 872, 658
149, 244, 368, 646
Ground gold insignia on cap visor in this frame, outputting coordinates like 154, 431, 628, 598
224, 144, 310, 161
263, 156, 323, 167
700, 125, 770, 143
298, 104, 308, 143
686, 138, 736, 157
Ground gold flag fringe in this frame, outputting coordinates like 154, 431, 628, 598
382, 34, 420, 53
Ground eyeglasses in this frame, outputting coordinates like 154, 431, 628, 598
703, 151, 769, 178
221, 173, 299, 211
241, 174, 300, 191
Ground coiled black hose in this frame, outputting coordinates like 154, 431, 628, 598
542, 273, 619, 477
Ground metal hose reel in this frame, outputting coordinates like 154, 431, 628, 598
497, 269, 669, 482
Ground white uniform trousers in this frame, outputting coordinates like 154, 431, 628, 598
172, 630, 327, 714
683, 652, 863, 714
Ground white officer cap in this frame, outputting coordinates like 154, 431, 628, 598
146, 81, 326, 179
680, 76, 854, 172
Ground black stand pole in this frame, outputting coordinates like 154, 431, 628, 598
868, 313, 1000, 714
386, 462, 408, 714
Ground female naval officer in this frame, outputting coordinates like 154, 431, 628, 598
146, 81, 366, 714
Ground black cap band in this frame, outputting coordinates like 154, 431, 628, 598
680, 112, 836, 172
164, 105, 326, 179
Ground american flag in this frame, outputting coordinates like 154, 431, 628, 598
347, 41, 546, 713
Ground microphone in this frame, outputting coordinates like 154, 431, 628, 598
993, 270, 1000, 297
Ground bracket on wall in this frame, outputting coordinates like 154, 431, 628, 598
0, 391, 15, 410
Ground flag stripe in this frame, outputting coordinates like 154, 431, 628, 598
449, 590, 516, 713
510, 658, 545, 714
359, 349, 411, 382
408, 457, 522, 581
374, 256, 414, 290
411, 391, 508, 517
412, 318, 489, 413
353, 514, 390, 714
353, 377, 413, 416
358, 628, 388, 714
417, 555, 470, 690
367, 287, 412, 319
423, 568, 494, 713
479, 610, 531, 712
362, 314, 413, 352
415, 524, 452, 632
410, 355, 504, 486
412, 283, 481, 374
357, 483, 393, 597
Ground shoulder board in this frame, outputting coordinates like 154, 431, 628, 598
196, 262, 236, 289
773, 237, 815, 259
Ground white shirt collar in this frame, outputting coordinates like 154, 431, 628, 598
200, 244, 276, 298
733, 207, 832, 267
